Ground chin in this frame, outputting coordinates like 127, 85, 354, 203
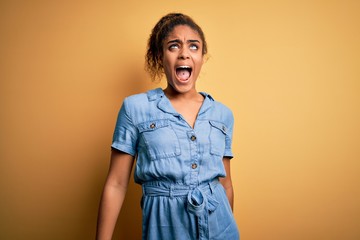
175, 86, 194, 94
172, 78, 196, 93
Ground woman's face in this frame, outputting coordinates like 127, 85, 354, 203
162, 25, 204, 94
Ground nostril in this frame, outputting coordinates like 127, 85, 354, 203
179, 55, 190, 59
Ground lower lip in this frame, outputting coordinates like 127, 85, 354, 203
176, 75, 191, 83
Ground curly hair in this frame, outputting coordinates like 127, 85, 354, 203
145, 13, 208, 81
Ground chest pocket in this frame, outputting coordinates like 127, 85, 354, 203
137, 119, 181, 160
209, 120, 228, 156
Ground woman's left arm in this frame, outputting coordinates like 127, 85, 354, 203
219, 157, 234, 211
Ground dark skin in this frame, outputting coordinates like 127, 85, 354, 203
96, 25, 235, 240
96, 150, 134, 240
161, 25, 235, 210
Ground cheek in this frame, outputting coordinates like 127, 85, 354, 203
161, 57, 169, 69
162, 59, 173, 76
163, 60, 171, 69
194, 56, 204, 69
162, 53, 174, 67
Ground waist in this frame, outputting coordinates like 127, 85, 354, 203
142, 179, 220, 197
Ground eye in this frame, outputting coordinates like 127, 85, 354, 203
169, 44, 180, 50
189, 44, 199, 50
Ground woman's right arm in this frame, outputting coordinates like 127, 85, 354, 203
96, 149, 135, 240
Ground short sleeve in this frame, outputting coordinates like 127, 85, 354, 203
111, 99, 138, 156
224, 111, 234, 159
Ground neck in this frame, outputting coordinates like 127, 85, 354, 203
164, 86, 200, 101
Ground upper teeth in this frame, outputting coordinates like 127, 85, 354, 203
178, 66, 191, 68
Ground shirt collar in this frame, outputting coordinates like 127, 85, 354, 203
147, 88, 214, 116
147, 88, 215, 102
147, 88, 165, 101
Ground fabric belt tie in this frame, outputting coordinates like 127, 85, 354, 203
142, 179, 220, 239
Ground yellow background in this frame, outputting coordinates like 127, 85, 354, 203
1, 0, 359, 239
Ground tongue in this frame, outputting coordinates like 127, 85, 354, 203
176, 68, 190, 81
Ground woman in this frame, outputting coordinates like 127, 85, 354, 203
96, 13, 240, 240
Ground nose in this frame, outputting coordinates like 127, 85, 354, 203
178, 47, 190, 59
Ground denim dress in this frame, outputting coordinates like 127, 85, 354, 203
111, 88, 240, 240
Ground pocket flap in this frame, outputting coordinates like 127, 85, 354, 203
209, 120, 228, 135
137, 119, 170, 133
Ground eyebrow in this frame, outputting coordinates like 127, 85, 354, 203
167, 39, 201, 44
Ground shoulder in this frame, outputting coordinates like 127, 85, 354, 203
213, 99, 233, 116
214, 100, 234, 126
123, 92, 148, 105
120, 88, 163, 123
202, 92, 234, 122
123, 88, 162, 106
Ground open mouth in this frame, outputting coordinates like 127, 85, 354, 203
176, 66, 192, 81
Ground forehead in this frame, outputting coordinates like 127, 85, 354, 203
165, 25, 202, 41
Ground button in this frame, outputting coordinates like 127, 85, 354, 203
190, 135, 196, 141
191, 163, 197, 169
150, 123, 156, 129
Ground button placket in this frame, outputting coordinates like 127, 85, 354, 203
187, 131, 199, 185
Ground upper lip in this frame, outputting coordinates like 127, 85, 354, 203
176, 65, 192, 69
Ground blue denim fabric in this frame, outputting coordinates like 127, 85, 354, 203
112, 88, 239, 239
